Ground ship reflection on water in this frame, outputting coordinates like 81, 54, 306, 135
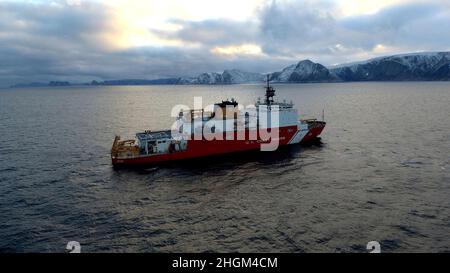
179, 137, 324, 169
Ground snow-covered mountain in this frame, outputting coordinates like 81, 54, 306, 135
330, 52, 450, 81
222, 69, 265, 83
267, 52, 450, 83
178, 69, 265, 84
194, 72, 223, 84
270, 60, 339, 83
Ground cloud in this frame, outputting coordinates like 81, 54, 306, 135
258, 0, 338, 56
1, 0, 450, 87
254, 0, 450, 63
162, 19, 259, 47
0, 0, 286, 86
339, 2, 450, 48
0, 0, 119, 85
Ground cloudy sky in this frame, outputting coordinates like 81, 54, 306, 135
1, 0, 450, 86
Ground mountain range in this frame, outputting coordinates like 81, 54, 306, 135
10, 52, 450, 88
330, 52, 450, 81
270, 52, 450, 83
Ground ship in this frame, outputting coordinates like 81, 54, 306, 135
111, 77, 326, 166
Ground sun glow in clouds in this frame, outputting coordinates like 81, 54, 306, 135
66, 0, 423, 52
101, 0, 414, 51
338, 0, 409, 16
211, 44, 264, 57
105, 0, 264, 49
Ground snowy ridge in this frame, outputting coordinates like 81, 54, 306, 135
270, 60, 339, 82
329, 52, 450, 69
178, 69, 265, 84
330, 52, 450, 81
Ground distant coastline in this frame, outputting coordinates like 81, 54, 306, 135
10, 51, 450, 88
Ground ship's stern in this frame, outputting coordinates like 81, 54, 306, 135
111, 136, 140, 166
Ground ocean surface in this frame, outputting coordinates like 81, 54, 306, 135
0, 82, 449, 253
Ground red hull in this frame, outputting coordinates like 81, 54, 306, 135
112, 123, 325, 166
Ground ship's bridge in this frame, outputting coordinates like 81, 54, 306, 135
173, 77, 300, 135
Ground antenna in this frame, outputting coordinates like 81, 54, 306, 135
322, 109, 325, 122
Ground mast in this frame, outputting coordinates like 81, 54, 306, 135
265, 74, 275, 105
